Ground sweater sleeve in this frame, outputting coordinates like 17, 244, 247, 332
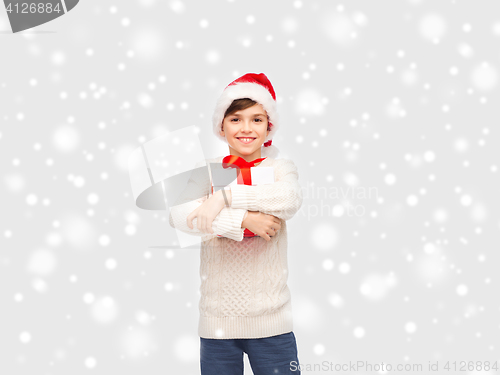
230, 159, 303, 221
168, 159, 248, 242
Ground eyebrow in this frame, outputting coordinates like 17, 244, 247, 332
231, 113, 266, 117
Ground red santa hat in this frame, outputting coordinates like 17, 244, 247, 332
212, 72, 280, 159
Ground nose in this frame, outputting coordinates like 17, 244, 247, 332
240, 119, 253, 132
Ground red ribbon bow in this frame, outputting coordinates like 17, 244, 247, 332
220, 155, 267, 238
222, 155, 267, 185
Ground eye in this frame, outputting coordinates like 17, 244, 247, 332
230, 118, 239, 122
254, 118, 262, 122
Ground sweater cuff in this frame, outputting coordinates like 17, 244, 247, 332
215, 207, 247, 241
229, 184, 258, 211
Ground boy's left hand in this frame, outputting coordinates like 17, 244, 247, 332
186, 192, 225, 234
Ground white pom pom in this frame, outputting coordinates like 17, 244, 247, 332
261, 144, 280, 159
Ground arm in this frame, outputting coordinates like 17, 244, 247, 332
229, 159, 303, 221
168, 159, 248, 242
169, 199, 248, 242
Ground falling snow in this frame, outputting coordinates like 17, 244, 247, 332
1, 0, 499, 373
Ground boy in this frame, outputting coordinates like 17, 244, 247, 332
169, 73, 303, 374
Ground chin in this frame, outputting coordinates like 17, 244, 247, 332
234, 149, 254, 156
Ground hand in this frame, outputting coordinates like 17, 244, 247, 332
241, 211, 282, 241
187, 193, 225, 234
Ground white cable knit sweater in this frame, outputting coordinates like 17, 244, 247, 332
169, 155, 303, 339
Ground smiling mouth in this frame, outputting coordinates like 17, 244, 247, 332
236, 137, 256, 144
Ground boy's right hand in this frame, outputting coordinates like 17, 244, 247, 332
241, 211, 282, 241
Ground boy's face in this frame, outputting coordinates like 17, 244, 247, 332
220, 103, 271, 162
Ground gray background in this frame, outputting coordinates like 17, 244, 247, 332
1, 0, 500, 374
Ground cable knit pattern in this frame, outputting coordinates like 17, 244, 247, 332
168, 156, 303, 339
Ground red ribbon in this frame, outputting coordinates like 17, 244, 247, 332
220, 155, 267, 238
222, 155, 267, 185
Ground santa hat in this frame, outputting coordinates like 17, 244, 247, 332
212, 72, 280, 159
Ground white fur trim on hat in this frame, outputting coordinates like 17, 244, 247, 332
212, 81, 279, 145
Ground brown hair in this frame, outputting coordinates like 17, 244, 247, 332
222, 98, 271, 131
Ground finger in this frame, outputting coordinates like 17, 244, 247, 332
209, 217, 214, 234
205, 217, 210, 234
274, 219, 281, 229
201, 216, 206, 233
186, 215, 192, 229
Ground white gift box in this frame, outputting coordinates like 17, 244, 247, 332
211, 166, 275, 193
250, 167, 274, 186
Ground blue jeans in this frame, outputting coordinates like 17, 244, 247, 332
200, 331, 301, 374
